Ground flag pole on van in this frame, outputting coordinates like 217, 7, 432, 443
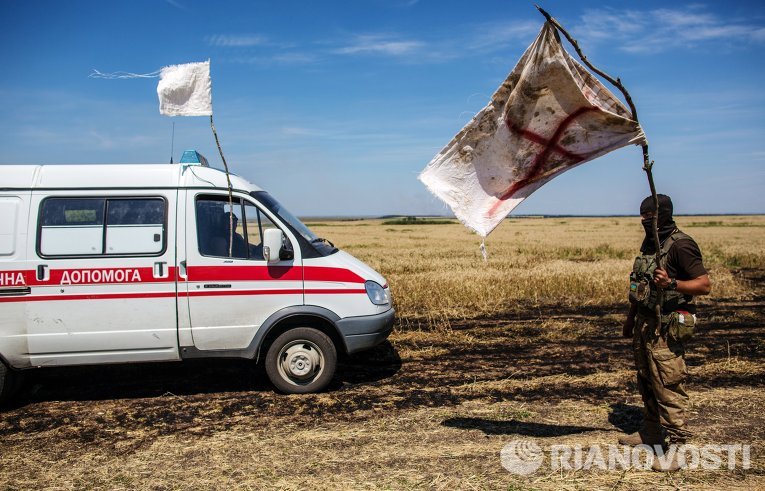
155, 60, 235, 257
90, 59, 244, 257
209, 115, 236, 257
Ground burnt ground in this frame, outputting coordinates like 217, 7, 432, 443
1, 269, 764, 489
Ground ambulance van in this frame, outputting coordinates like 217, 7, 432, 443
0, 151, 394, 399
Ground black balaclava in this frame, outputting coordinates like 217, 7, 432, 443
640, 194, 676, 254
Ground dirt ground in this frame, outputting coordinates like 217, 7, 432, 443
1, 269, 763, 490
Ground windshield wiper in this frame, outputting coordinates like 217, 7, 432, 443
311, 237, 336, 248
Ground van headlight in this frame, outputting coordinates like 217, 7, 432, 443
365, 281, 389, 306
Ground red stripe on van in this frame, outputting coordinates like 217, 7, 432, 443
186, 265, 302, 282
186, 265, 365, 283
0, 292, 177, 303
23, 267, 178, 286
305, 289, 367, 295
1, 265, 367, 289
0, 270, 33, 287
0, 287, 367, 303
182, 288, 366, 297
303, 267, 365, 284
182, 288, 302, 297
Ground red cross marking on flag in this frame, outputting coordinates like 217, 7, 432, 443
487, 105, 600, 217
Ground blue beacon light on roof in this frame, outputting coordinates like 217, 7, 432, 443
179, 149, 209, 167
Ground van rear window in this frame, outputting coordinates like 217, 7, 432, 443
39, 197, 166, 257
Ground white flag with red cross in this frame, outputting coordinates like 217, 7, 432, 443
419, 22, 645, 237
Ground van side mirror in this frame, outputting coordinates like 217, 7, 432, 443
262, 228, 284, 264
279, 239, 294, 260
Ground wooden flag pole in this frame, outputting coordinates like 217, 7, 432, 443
535, 5, 664, 322
210, 115, 235, 257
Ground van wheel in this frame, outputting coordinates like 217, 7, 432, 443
265, 328, 336, 394
0, 360, 20, 407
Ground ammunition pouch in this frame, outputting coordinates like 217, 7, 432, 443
629, 257, 653, 306
664, 311, 696, 343
628, 230, 696, 314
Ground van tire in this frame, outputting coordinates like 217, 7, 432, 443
265, 327, 336, 394
0, 359, 20, 407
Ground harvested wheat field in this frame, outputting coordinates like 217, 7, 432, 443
1, 215, 764, 490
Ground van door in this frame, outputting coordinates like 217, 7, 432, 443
25, 191, 180, 366
184, 192, 302, 351
0, 193, 31, 368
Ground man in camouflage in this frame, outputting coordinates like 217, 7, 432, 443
620, 194, 711, 472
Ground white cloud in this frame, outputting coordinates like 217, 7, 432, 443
205, 34, 267, 47
281, 126, 322, 136
211, 32, 426, 63
653, 8, 716, 28
209, 6, 765, 68
332, 35, 423, 56
577, 6, 765, 53
207, 21, 533, 66
467, 20, 541, 50
576, 9, 646, 40
225, 51, 320, 66
164, 0, 185, 10
270, 52, 320, 64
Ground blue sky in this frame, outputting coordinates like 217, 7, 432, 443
1, 0, 764, 217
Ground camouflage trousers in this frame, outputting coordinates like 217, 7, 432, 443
633, 311, 692, 442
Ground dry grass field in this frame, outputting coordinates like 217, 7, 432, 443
1, 215, 764, 490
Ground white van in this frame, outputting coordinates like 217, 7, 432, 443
0, 151, 394, 399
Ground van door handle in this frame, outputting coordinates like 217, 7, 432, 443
37, 264, 49, 281
153, 261, 168, 279
179, 260, 188, 279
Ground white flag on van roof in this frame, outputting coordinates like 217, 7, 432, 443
419, 23, 646, 237
157, 60, 213, 117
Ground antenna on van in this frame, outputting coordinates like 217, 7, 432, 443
169, 122, 175, 164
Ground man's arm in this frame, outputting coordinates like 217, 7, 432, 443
653, 269, 711, 296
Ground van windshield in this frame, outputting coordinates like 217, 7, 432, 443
251, 191, 337, 256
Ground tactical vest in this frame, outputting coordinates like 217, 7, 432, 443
629, 230, 696, 315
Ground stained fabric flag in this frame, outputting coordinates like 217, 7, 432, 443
157, 60, 213, 116
419, 22, 646, 237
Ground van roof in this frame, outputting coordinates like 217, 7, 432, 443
1, 163, 261, 192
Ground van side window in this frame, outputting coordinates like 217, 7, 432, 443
40, 198, 106, 255
39, 197, 166, 257
196, 196, 247, 259
106, 199, 165, 254
196, 195, 281, 260
243, 201, 278, 259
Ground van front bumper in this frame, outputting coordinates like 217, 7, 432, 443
335, 308, 395, 354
